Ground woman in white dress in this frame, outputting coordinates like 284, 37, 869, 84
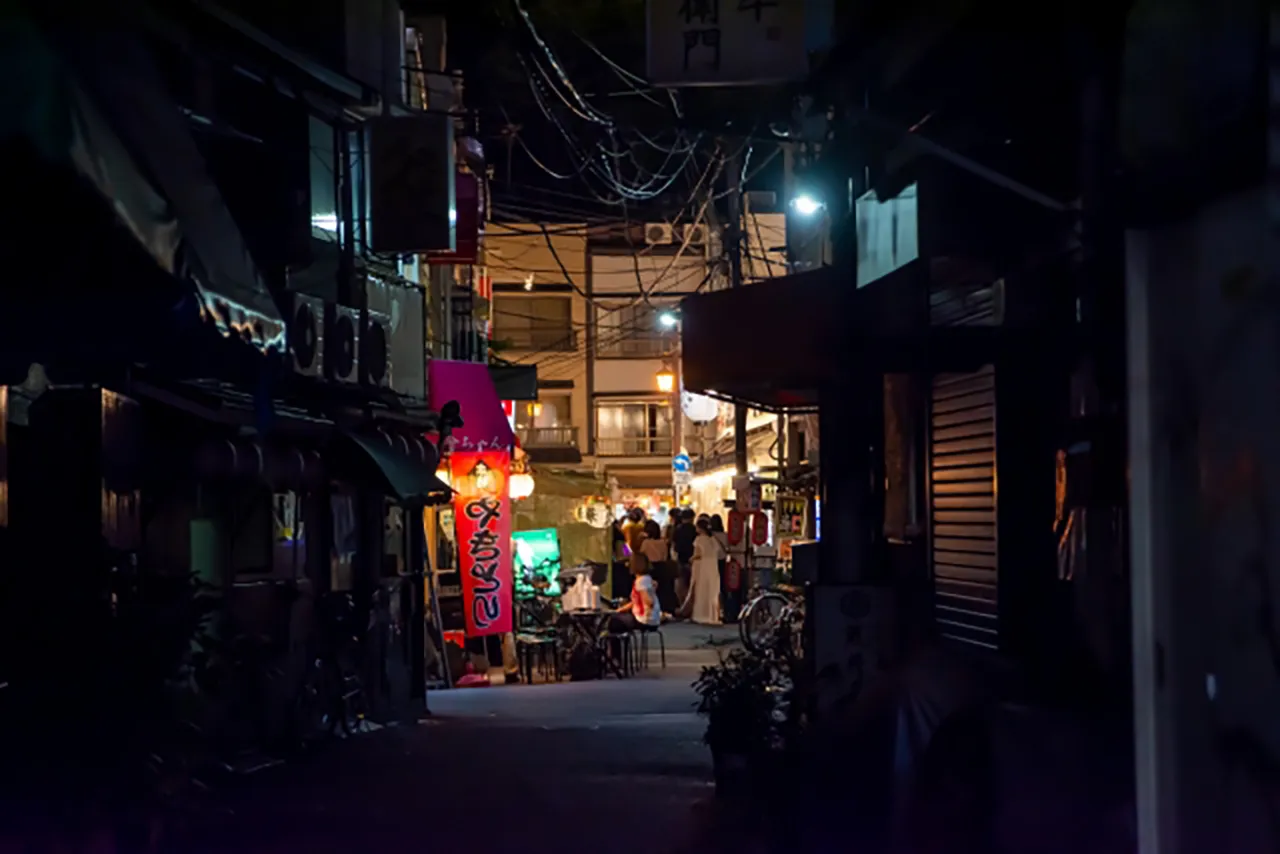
685, 518, 723, 625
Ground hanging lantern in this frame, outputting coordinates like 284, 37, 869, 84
508, 451, 535, 500
576, 498, 612, 528
509, 472, 535, 500
655, 367, 676, 393
681, 387, 719, 423
750, 510, 770, 547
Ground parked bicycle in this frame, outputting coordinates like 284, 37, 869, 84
737, 582, 806, 662
293, 593, 369, 742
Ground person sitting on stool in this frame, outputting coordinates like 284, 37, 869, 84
609, 553, 662, 632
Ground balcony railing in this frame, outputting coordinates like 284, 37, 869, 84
517, 425, 580, 448
595, 436, 674, 457
493, 329, 578, 352
595, 334, 672, 359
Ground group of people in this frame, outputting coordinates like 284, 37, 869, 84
611, 507, 729, 627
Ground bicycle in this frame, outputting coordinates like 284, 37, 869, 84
738, 582, 806, 662
293, 593, 370, 743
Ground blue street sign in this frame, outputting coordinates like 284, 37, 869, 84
672, 453, 691, 473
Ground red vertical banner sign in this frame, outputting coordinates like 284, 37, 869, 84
450, 450, 513, 636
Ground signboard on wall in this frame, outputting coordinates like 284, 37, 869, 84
646, 0, 810, 87
450, 450, 513, 637
733, 475, 761, 511
775, 492, 805, 536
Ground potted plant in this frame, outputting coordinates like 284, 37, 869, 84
693, 648, 785, 798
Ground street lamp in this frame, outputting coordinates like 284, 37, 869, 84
655, 367, 676, 394
658, 311, 679, 329
790, 193, 824, 217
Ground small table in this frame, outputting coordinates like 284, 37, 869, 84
561, 608, 608, 646
561, 609, 632, 679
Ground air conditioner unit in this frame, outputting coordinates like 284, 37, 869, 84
683, 223, 709, 246
325, 304, 360, 384
644, 222, 674, 245
288, 294, 325, 377
361, 309, 392, 388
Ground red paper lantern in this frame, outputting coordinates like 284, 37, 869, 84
725, 558, 742, 592
750, 511, 769, 546
727, 509, 747, 546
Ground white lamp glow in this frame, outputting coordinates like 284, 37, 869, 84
791, 194, 823, 217
658, 311, 679, 329
509, 471, 535, 500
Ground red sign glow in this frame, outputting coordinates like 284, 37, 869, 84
451, 450, 513, 637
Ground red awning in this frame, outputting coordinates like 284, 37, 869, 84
427, 360, 516, 453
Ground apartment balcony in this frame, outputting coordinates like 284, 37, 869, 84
498, 329, 578, 352
595, 334, 673, 360
595, 436, 675, 458
517, 425, 582, 464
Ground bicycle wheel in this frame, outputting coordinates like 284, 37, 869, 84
739, 592, 789, 654
778, 603, 806, 664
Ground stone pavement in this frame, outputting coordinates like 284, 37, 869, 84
174, 623, 750, 854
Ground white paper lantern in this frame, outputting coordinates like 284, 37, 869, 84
681, 387, 720, 423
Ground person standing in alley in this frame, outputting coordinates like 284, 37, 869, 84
671, 509, 697, 613
610, 516, 630, 600
683, 517, 723, 625
639, 518, 674, 613
709, 514, 733, 622
621, 507, 647, 557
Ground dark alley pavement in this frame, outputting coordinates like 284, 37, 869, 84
177, 624, 756, 854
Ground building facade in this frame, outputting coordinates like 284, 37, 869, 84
486, 223, 591, 470
0, 0, 500, 766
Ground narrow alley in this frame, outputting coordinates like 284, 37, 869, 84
176, 625, 744, 854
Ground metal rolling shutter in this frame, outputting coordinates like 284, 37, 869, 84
930, 364, 998, 649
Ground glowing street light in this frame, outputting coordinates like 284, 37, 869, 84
790, 193, 824, 217
655, 368, 676, 393
658, 311, 679, 329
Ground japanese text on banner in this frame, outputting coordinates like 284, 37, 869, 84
451, 451, 514, 636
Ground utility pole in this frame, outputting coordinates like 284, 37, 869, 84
726, 149, 748, 476
671, 352, 684, 505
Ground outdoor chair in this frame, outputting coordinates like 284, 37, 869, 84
636, 624, 666, 669
515, 632, 561, 684
599, 629, 634, 678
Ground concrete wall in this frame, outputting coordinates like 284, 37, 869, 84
1127, 184, 1278, 854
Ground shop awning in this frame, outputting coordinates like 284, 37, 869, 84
679, 259, 1065, 410
428, 360, 517, 453
610, 469, 676, 491
488, 362, 538, 401
341, 430, 452, 504
1, 9, 285, 355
